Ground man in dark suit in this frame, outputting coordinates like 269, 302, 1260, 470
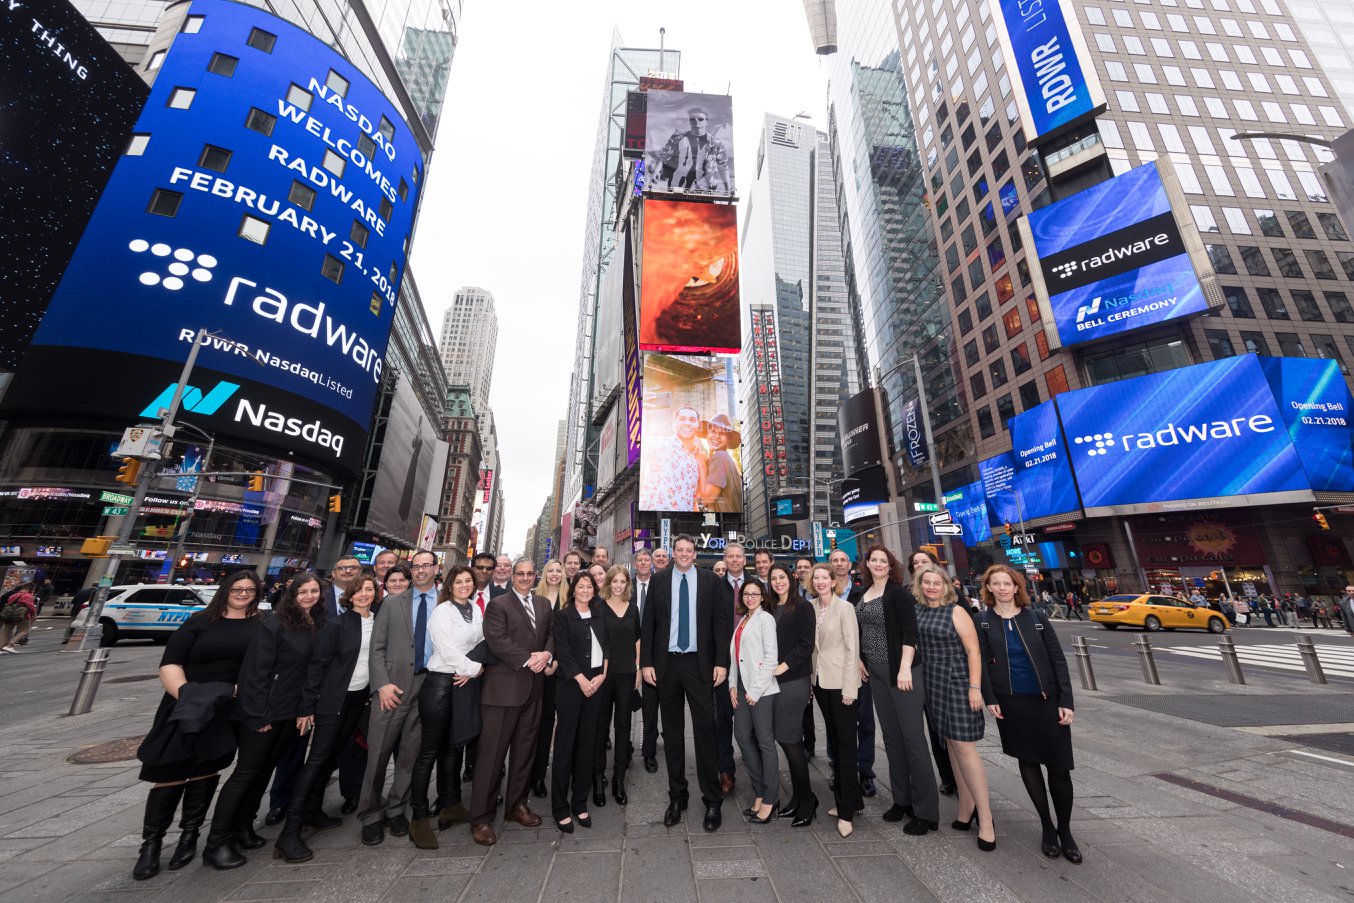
712, 542, 746, 797
632, 548, 659, 773
641, 534, 732, 831
469, 558, 555, 846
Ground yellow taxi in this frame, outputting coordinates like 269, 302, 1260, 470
1089, 594, 1229, 633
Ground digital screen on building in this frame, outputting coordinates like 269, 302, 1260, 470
640, 199, 740, 354
978, 452, 1021, 526
0, 0, 149, 370
642, 91, 735, 197
842, 467, 888, 524
1009, 399, 1081, 520
1020, 160, 1218, 350
943, 481, 992, 546
637, 353, 741, 513
621, 227, 642, 467
2, 0, 422, 476
364, 375, 441, 545
1258, 356, 1354, 492
1055, 355, 1313, 516
988, 0, 1105, 143
839, 388, 883, 476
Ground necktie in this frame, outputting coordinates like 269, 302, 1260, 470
638, 582, 647, 618
476, 590, 486, 614
677, 573, 690, 652
522, 594, 536, 630
414, 592, 429, 672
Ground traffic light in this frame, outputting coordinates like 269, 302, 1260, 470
1003, 522, 1014, 538
248, 471, 265, 492
1314, 510, 1330, 530
115, 458, 142, 485
328, 494, 342, 514
176, 555, 192, 570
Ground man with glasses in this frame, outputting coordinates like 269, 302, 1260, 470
470, 558, 554, 846
356, 550, 434, 845
326, 556, 362, 619
665, 107, 732, 194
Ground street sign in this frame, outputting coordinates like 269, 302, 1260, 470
107, 545, 136, 556
102, 506, 130, 516
932, 523, 963, 536
812, 521, 825, 559
928, 512, 952, 525
100, 490, 134, 505
660, 518, 671, 552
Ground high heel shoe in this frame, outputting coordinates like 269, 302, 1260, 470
951, 812, 977, 831
976, 819, 996, 852
556, 817, 574, 834
778, 799, 799, 819
837, 819, 854, 838
790, 797, 819, 828
574, 812, 592, 829
748, 801, 777, 825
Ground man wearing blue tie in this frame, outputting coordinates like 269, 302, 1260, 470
355, 550, 434, 845
641, 534, 732, 831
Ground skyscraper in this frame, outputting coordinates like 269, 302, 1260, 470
437, 286, 498, 416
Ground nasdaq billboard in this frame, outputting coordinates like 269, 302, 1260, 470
1020, 160, 1220, 350
1055, 355, 1313, 516
2, 0, 422, 475
1008, 399, 1081, 521
987, 0, 1105, 144
943, 480, 992, 546
978, 452, 1022, 527
1257, 356, 1354, 492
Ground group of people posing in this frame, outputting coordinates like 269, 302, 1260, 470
129, 538, 1083, 883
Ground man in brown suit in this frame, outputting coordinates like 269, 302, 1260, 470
469, 557, 555, 845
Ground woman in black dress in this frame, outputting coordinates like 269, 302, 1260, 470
273, 573, 379, 863
975, 565, 1080, 863
595, 565, 639, 806
766, 564, 816, 826
906, 549, 957, 797
202, 572, 325, 869
551, 571, 609, 832
132, 570, 264, 881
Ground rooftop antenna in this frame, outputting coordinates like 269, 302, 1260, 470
659, 27, 665, 74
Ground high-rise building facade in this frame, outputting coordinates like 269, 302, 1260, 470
437, 286, 498, 415
435, 385, 481, 564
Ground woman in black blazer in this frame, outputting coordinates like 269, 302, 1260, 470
273, 574, 378, 863
203, 573, 325, 869
766, 564, 817, 826
551, 572, 609, 832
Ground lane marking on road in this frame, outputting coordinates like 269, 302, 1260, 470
1285, 749, 1354, 770
1163, 644, 1354, 678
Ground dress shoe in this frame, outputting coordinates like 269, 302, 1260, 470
387, 814, 409, 837
462, 764, 475, 783
503, 803, 541, 828
903, 816, 938, 836
437, 802, 470, 830
837, 819, 854, 838
556, 817, 574, 834
302, 810, 342, 830
360, 822, 384, 845
592, 774, 607, 807
612, 775, 628, 806
951, 812, 977, 832
471, 822, 496, 846
271, 828, 313, 864
790, 797, 819, 828
748, 801, 776, 825
938, 781, 956, 797
977, 819, 997, 852
340, 796, 359, 815
860, 776, 877, 798
718, 773, 735, 797
233, 826, 267, 850
532, 780, 548, 798
643, 756, 658, 774
663, 801, 686, 827
881, 804, 912, 823
778, 800, 798, 819
703, 803, 722, 832
407, 817, 438, 850
574, 811, 592, 829
1060, 831, 1083, 864
1041, 827, 1062, 859
263, 807, 284, 827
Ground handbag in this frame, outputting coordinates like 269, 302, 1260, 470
630, 686, 643, 712
0, 602, 27, 623
466, 639, 498, 666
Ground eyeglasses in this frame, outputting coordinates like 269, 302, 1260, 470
411, 563, 438, 570
229, 587, 256, 596
334, 565, 361, 573
514, 571, 536, 578
472, 564, 494, 570
743, 592, 763, 599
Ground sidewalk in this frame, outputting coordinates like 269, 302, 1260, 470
1, 633, 1352, 902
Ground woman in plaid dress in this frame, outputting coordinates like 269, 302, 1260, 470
913, 564, 995, 851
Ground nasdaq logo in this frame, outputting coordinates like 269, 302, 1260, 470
140, 381, 241, 418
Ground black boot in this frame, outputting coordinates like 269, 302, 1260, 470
133, 784, 185, 881
612, 771, 628, 806
592, 774, 607, 808
271, 811, 313, 864
167, 776, 218, 871
201, 821, 247, 870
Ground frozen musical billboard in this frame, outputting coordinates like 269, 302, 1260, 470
639, 199, 740, 354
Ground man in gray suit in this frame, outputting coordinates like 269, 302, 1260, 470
357, 549, 439, 845
1339, 584, 1354, 636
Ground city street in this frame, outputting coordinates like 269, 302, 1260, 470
2, 617, 1353, 902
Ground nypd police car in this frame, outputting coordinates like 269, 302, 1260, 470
68, 585, 213, 645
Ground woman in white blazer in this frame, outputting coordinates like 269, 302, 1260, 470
809, 563, 862, 837
729, 579, 780, 824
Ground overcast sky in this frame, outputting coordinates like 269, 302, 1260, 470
409, 0, 833, 554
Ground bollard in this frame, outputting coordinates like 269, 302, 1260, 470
1133, 635, 1161, 685
1217, 635, 1246, 685
1072, 635, 1098, 691
68, 647, 112, 716
1295, 634, 1328, 685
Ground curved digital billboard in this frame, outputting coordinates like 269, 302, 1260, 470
2, 0, 422, 476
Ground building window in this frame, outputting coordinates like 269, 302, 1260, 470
239, 215, 270, 245
1019, 380, 1040, 411
207, 53, 239, 77
957, 308, 974, 335
1325, 291, 1354, 323
1206, 244, 1237, 274
990, 358, 1009, 388
322, 149, 346, 178
1339, 251, 1354, 280
1290, 289, 1324, 322
1045, 365, 1070, 397
1318, 212, 1349, 241
1222, 286, 1256, 318
286, 83, 312, 111
398, 178, 409, 202
326, 69, 350, 96
1239, 331, 1269, 355
370, 292, 383, 316
1003, 307, 1022, 338
975, 291, 993, 321
977, 406, 996, 439
964, 339, 980, 366
245, 107, 277, 135
379, 198, 394, 222
1271, 247, 1303, 278
127, 133, 150, 156
321, 254, 345, 284
1306, 249, 1338, 280
1238, 246, 1270, 277
198, 144, 231, 173
970, 372, 986, 399
247, 27, 277, 52
1255, 288, 1290, 320
289, 180, 317, 211
1255, 209, 1284, 236
146, 49, 165, 71
167, 87, 196, 109
982, 324, 999, 354
181, 14, 204, 32
996, 394, 1016, 430
378, 115, 396, 141
1311, 335, 1349, 373
1285, 210, 1316, 238
1011, 342, 1032, 375
1035, 330, 1050, 361
146, 189, 183, 218
1276, 333, 1307, 357
1205, 329, 1236, 358
351, 221, 370, 248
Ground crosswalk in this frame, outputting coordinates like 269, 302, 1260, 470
1164, 641, 1354, 679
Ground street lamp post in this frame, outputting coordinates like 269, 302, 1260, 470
165, 422, 216, 585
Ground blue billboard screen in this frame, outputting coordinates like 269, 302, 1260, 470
1009, 399, 1080, 521
1258, 356, 1354, 492
943, 481, 992, 546
1026, 161, 1210, 349
990, 0, 1102, 141
1055, 355, 1312, 515
978, 452, 1021, 526
3, 0, 422, 475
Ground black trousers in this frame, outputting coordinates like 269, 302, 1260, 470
209, 720, 298, 842
659, 654, 721, 807
267, 731, 306, 812
552, 669, 604, 820
410, 673, 466, 818
594, 672, 635, 777
336, 704, 370, 801
713, 679, 736, 775
815, 686, 863, 821
286, 690, 367, 819
640, 681, 659, 759
803, 697, 816, 752
825, 679, 875, 779
531, 673, 558, 786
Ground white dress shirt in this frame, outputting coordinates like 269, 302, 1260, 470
580, 609, 604, 668
428, 601, 484, 676
347, 614, 375, 691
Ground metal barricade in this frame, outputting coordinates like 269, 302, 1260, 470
1133, 635, 1161, 685
1071, 635, 1098, 691
1295, 634, 1328, 685
1217, 635, 1246, 685
68, 647, 112, 716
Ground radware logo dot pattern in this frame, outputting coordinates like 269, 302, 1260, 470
1074, 433, 1114, 457
129, 240, 217, 291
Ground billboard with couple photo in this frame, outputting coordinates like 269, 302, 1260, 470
638, 353, 742, 513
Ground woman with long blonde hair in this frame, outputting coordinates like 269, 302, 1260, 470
594, 566, 640, 806
530, 559, 569, 799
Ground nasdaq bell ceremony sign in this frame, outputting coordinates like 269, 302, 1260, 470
1018, 159, 1221, 351
987, 0, 1105, 144
3, 0, 422, 476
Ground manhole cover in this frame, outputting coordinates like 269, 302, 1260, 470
67, 737, 144, 764
107, 674, 160, 684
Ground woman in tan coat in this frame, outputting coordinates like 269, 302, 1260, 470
808, 564, 861, 837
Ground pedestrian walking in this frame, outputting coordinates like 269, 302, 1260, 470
808, 563, 863, 838
0, 583, 37, 653
1338, 586, 1354, 637
595, 566, 640, 806
1311, 598, 1334, 630
1063, 591, 1084, 621
551, 571, 608, 832
130, 571, 263, 880
975, 565, 1081, 864
529, 559, 568, 800
730, 579, 779, 823
765, 564, 816, 826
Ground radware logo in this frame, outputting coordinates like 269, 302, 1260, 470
1074, 414, 1276, 458
140, 381, 240, 418
129, 240, 218, 291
